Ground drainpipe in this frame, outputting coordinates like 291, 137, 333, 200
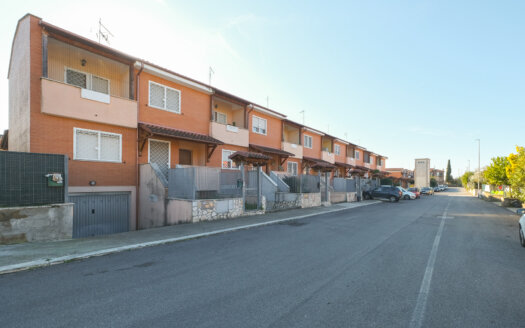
135, 61, 144, 230
246, 104, 254, 129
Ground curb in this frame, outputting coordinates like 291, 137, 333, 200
0, 201, 381, 275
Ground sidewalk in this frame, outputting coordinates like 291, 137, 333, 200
0, 200, 380, 274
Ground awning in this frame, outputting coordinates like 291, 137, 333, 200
249, 144, 294, 157
335, 161, 351, 168
140, 123, 223, 145
229, 151, 271, 166
303, 156, 336, 171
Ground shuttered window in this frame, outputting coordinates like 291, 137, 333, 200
287, 162, 298, 176
252, 116, 267, 135
334, 144, 341, 155
65, 68, 110, 94
149, 81, 181, 113
74, 128, 122, 162
304, 135, 313, 149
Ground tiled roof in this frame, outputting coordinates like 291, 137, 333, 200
335, 161, 351, 168
303, 156, 336, 169
139, 123, 223, 145
249, 144, 294, 157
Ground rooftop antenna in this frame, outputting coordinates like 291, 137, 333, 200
266, 96, 269, 108
344, 132, 348, 140
299, 110, 305, 124
96, 18, 114, 45
209, 67, 215, 86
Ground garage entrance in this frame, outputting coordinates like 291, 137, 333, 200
70, 192, 130, 238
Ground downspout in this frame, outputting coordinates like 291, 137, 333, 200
246, 104, 254, 130
135, 61, 144, 231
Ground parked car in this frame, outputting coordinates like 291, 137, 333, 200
369, 186, 402, 202
407, 187, 421, 199
396, 186, 416, 200
438, 185, 446, 191
433, 186, 440, 192
420, 187, 434, 195
519, 214, 525, 247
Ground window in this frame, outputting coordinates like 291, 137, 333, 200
287, 162, 298, 176
378, 158, 382, 166
214, 112, 227, 124
65, 68, 109, 94
74, 128, 121, 162
222, 150, 238, 169
149, 81, 181, 113
355, 150, 360, 160
334, 144, 341, 155
304, 135, 313, 149
370, 157, 374, 164
252, 116, 267, 135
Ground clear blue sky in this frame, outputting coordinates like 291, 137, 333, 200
1, 0, 523, 176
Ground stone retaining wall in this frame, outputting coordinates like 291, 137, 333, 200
0, 203, 73, 244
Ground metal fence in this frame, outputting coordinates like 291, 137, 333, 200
0, 151, 68, 207
168, 166, 242, 200
282, 174, 320, 193
332, 178, 347, 192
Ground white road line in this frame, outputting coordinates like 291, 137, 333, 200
409, 200, 451, 328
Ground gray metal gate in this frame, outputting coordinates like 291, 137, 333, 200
149, 140, 170, 178
70, 192, 130, 238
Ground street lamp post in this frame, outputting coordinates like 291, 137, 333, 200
476, 139, 481, 196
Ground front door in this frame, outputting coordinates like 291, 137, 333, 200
149, 139, 170, 178
179, 149, 192, 165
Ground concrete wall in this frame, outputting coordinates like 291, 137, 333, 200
139, 164, 167, 229
300, 193, 322, 208
0, 203, 73, 244
8, 15, 31, 152
346, 192, 357, 202
267, 192, 302, 212
330, 191, 347, 204
166, 199, 192, 224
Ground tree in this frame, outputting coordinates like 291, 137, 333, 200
506, 146, 525, 202
446, 160, 453, 183
461, 171, 474, 188
430, 178, 438, 187
484, 156, 509, 186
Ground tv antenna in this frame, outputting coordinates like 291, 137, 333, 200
299, 110, 305, 124
209, 67, 215, 86
97, 18, 114, 45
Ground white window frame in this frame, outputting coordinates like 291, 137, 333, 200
148, 139, 171, 168
370, 157, 374, 164
304, 135, 313, 149
65, 67, 110, 95
334, 144, 341, 155
73, 127, 122, 163
222, 149, 239, 170
148, 80, 181, 114
252, 115, 267, 135
355, 150, 360, 160
287, 161, 298, 176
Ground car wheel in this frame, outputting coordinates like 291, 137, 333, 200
390, 196, 396, 203
520, 227, 525, 248
404, 195, 410, 200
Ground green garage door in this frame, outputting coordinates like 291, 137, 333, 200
70, 192, 130, 238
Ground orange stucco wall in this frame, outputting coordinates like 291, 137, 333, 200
138, 71, 211, 135
28, 17, 137, 187
302, 131, 322, 159
248, 110, 282, 149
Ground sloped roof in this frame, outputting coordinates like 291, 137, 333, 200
139, 123, 223, 145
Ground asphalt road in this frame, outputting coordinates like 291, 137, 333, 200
1, 188, 524, 328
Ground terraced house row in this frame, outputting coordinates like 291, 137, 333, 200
6, 14, 388, 237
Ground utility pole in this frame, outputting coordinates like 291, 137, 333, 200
476, 139, 481, 195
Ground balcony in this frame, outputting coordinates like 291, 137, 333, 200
321, 151, 335, 164
282, 141, 303, 159
346, 157, 356, 166
41, 79, 137, 128
364, 162, 371, 169
210, 121, 249, 147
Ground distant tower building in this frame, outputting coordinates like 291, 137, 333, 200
414, 158, 431, 188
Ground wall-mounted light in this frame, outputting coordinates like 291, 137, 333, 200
214, 104, 218, 108
81, 59, 87, 66
89, 180, 96, 186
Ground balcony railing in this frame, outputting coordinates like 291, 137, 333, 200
346, 157, 356, 166
321, 151, 335, 164
364, 163, 371, 168
282, 141, 303, 158
210, 121, 249, 147
41, 79, 137, 128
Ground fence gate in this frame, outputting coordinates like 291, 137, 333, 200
70, 192, 130, 238
149, 139, 170, 179
244, 167, 260, 211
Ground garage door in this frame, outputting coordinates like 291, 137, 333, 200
70, 192, 130, 238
